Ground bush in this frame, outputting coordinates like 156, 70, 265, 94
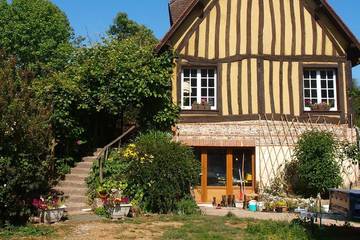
87, 131, 200, 214
175, 197, 200, 215
0, 54, 53, 226
290, 130, 342, 197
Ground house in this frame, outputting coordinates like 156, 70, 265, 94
157, 0, 360, 203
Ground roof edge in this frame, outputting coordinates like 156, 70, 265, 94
156, 0, 199, 53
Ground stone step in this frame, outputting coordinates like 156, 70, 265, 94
65, 174, 88, 182
56, 187, 87, 196
76, 161, 93, 169
82, 156, 97, 163
71, 168, 91, 175
58, 181, 86, 188
67, 195, 87, 203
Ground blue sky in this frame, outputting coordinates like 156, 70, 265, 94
51, 0, 360, 81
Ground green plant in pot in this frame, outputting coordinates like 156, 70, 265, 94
275, 200, 288, 213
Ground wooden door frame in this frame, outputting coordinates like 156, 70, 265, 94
199, 147, 256, 202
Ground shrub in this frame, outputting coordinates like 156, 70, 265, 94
87, 131, 200, 214
291, 130, 342, 197
175, 197, 200, 215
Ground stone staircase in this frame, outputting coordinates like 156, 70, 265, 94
55, 149, 101, 215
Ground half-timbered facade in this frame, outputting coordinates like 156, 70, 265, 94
159, 0, 360, 203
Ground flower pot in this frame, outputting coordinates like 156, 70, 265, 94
275, 206, 288, 213
41, 208, 65, 224
235, 201, 244, 209
108, 204, 132, 219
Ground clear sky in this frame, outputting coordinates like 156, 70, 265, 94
51, 0, 360, 81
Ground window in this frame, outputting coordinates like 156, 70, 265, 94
207, 149, 227, 186
181, 68, 217, 110
233, 149, 253, 187
303, 69, 337, 111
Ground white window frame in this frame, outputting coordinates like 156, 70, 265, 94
303, 69, 337, 111
181, 68, 217, 110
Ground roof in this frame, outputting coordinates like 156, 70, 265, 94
157, 0, 360, 65
169, 0, 194, 26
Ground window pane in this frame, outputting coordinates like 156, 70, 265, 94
304, 71, 310, 79
321, 80, 326, 88
208, 69, 215, 77
201, 78, 207, 87
311, 90, 317, 97
191, 69, 197, 76
328, 80, 334, 88
321, 90, 327, 98
183, 97, 190, 106
191, 78, 197, 87
312, 99, 317, 104
329, 99, 335, 108
304, 90, 310, 98
320, 71, 327, 79
201, 88, 207, 97
327, 70, 334, 79
311, 71, 317, 79
233, 149, 253, 187
311, 80, 317, 88
304, 80, 310, 88
208, 98, 215, 106
209, 88, 215, 97
329, 90, 334, 98
191, 88, 197, 96
207, 149, 227, 186
201, 69, 207, 77
184, 69, 190, 77
209, 79, 215, 87
191, 98, 197, 105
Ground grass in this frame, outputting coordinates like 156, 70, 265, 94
0, 224, 54, 239
1, 214, 359, 239
161, 215, 310, 240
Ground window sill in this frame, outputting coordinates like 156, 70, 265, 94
303, 110, 341, 115
181, 110, 219, 115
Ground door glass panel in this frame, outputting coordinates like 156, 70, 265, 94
233, 149, 253, 187
207, 149, 227, 186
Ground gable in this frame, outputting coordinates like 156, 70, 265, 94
159, 0, 360, 65
169, 0, 194, 25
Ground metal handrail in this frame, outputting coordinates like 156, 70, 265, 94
96, 125, 137, 182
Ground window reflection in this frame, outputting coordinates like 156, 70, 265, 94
233, 149, 253, 187
207, 149, 227, 186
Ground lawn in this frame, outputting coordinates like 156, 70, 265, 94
1, 214, 359, 240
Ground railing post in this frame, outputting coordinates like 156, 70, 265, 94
99, 156, 103, 183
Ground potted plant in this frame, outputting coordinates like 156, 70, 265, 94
307, 101, 331, 111
192, 100, 211, 111
275, 200, 288, 213
102, 189, 132, 219
32, 192, 66, 224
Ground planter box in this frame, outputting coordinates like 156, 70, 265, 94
192, 103, 211, 111
275, 206, 288, 213
41, 208, 65, 224
108, 204, 132, 219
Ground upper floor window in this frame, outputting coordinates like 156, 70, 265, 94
303, 69, 337, 111
181, 68, 217, 110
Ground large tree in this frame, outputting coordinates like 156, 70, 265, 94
0, 0, 73, 73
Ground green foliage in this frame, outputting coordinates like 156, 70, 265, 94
94, 207, 111, 219
0, 53, 53, 226
0, 0, 73, 73
175, 197, 200, 216
291, 130, 342, 197
108, 12, 155, 42
0, 224, 54, 239
88, 131, 200, 214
